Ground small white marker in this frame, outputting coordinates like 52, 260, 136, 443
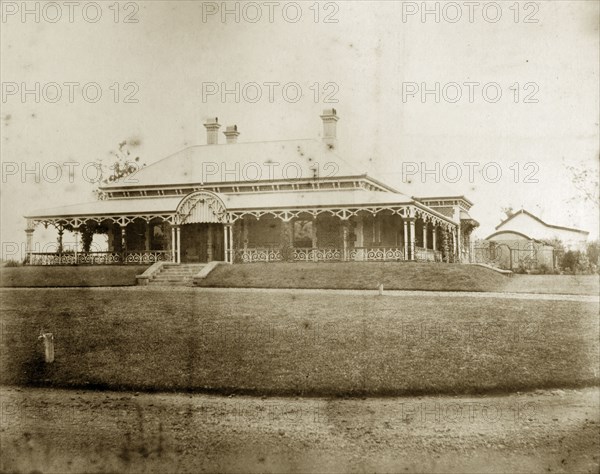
38, 332, 54, 363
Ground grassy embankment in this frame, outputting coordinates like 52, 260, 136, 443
4, 263, 598, 296
197, 262, 508, 291
0, 265, 148, 287
196, 262, 600, 295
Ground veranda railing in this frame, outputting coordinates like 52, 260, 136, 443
235, 246, 443, 263
27, 251, 173, 265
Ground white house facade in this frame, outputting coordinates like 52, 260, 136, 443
24, 110, 479, 266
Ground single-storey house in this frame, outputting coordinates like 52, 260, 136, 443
24, 109, 479, 265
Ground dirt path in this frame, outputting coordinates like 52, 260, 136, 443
189, 286, 600, 302
3, 286, 598, 302
1, 386, 598, 473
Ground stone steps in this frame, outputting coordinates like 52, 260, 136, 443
148, 280, 194, 286
152, 277, 195, 282
148, 264, 205, 286
154, 271, 198, 276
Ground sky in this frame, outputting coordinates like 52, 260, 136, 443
1, 0, 598, 258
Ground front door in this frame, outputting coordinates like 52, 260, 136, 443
181, 224, 224, 263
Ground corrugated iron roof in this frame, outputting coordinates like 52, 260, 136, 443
99, 139, 370, 190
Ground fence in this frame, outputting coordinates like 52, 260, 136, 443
472, 242, 557, 271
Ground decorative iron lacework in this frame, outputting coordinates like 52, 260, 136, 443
234, 247, 439, 263
228, 205, 454, 230
27, 215, 175, 230
175, 191, 230, 225
349, 247, 405, 261
26, 201, 456, 233
28, 251, 172, 265
237, 248, 283, 263
123, 251, 173, 264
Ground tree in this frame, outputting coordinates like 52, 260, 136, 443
94, 140, 145, 199
564, 156, 599, 208
587, 240, 599, 267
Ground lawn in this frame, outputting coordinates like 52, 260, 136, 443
0, 265, 149, 287
1, 288, 597, 396
503, 274, 599, 296
197, 262, 511, 292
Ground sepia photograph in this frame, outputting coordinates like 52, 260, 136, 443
1, 1, 599, 472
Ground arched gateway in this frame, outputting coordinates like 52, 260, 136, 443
173, 191, 233, 264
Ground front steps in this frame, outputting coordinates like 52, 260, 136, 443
148, 264, 205, 286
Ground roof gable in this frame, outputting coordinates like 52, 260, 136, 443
496, 209, 588, 235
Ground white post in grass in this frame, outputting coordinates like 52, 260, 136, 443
39, 332, 54, 363
378, 283, 384, 296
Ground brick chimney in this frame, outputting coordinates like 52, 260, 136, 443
204, 117, 221, 145
320, 108, 339, 149
223, 125, 240, 144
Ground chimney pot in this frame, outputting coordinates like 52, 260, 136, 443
204, 117, 221, 145
320, 109, 339, 149
223, 125, 240, 144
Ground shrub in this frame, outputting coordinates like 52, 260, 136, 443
538, 263, 552, 275
586, 241, 599, 268
559, 250, 593, 274
577, 253, 591, 273
560, 251, 580, 273
514, 262, 529, 274
3, 260, 22, 267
